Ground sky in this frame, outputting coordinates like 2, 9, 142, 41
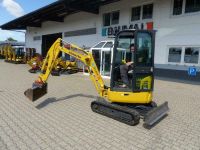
0, 0, 56, 42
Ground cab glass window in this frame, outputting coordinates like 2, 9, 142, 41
136, 32, 152, 66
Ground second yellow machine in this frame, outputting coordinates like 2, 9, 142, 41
25, 30, 169, 127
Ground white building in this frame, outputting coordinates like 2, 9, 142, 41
1, 0, 200, 80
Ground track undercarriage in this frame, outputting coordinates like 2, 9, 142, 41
91, 97, 168, 127
24, 82, 169, 127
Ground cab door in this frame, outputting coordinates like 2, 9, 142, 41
132, 30, 155, 92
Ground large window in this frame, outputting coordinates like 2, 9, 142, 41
168, 47, 182, 63
173, 0, 183, 15
131, 6, 141, 21
185, 0, 200, 13
111, 11, 120, 25
103, 13, 111, 26
103, 11, 120, 26
172, 0, 200, 15
143, 4, 154, 19
184, 47, 199, 64
168, 46, 200, 65
131, 4, 153, 22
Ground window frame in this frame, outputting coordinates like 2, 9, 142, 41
184, 47, 200, 64
103, 13, 111, 27
130, 3, 154, 23
168, 47, 183, 64
167, 45, 200, 66
131, 6, 142, 22
185, 0, 200, 14
103, 11, 120, 27
111, 11, 120, 25
142, 3, 154, 20
172, 0, 184, 15
171, 0, 200, 17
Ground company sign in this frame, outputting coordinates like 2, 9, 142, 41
102, 22, 153, 37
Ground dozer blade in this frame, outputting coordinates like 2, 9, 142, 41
144, 101, 169, 126
24, 83, 47, 102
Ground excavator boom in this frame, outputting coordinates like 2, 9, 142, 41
24, 38, 107, 101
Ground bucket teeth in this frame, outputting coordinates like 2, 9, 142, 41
24, 83, 47, 102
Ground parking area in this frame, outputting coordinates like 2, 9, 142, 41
0, 60, 200, 150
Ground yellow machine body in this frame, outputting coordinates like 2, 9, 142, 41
0, 45, 5, 58
26, 38, 152, 104
4, 44, 12, 61
107, 90, 152, 104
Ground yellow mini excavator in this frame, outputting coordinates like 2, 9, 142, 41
11, 46, 25, 64
0, 45, 5, 59
27, 53, 43, 73
25, 48, 36, 63
4, 44, 13, 62
51, 57, 78, 76
24, 30, 169, 127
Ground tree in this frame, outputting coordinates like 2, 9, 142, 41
6, 37, 17, 42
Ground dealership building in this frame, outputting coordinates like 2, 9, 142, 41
1, 0, 200, 80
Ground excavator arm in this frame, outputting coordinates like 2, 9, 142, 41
25, 38, 107, 101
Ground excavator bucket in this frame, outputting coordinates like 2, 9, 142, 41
144, 101, 169, 127
24, 83, 47, 102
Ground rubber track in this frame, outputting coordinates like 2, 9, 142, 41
91, 98, 140, 126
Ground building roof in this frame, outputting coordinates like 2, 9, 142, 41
0, 0, 120, 30
0, 41, 25, 46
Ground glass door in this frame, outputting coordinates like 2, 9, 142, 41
132, 31, 155, 92
101, 50, 111, 77
92, 49, 101, 70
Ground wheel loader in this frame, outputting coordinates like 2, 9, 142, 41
24, 30, 169, 127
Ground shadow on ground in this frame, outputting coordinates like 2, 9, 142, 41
36, 94, 97, 109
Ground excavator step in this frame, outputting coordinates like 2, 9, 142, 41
144, 101, 169, 126
24, 83, 47, 102
91, 98, 140, 126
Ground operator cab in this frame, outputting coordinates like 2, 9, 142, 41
111, 30, 155, 92
13, 46, 25, 58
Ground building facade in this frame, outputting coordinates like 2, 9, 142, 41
25, 0, 200, 70
1, 0, 200, 80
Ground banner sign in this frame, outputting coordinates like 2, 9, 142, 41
102, 22, 153, 37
